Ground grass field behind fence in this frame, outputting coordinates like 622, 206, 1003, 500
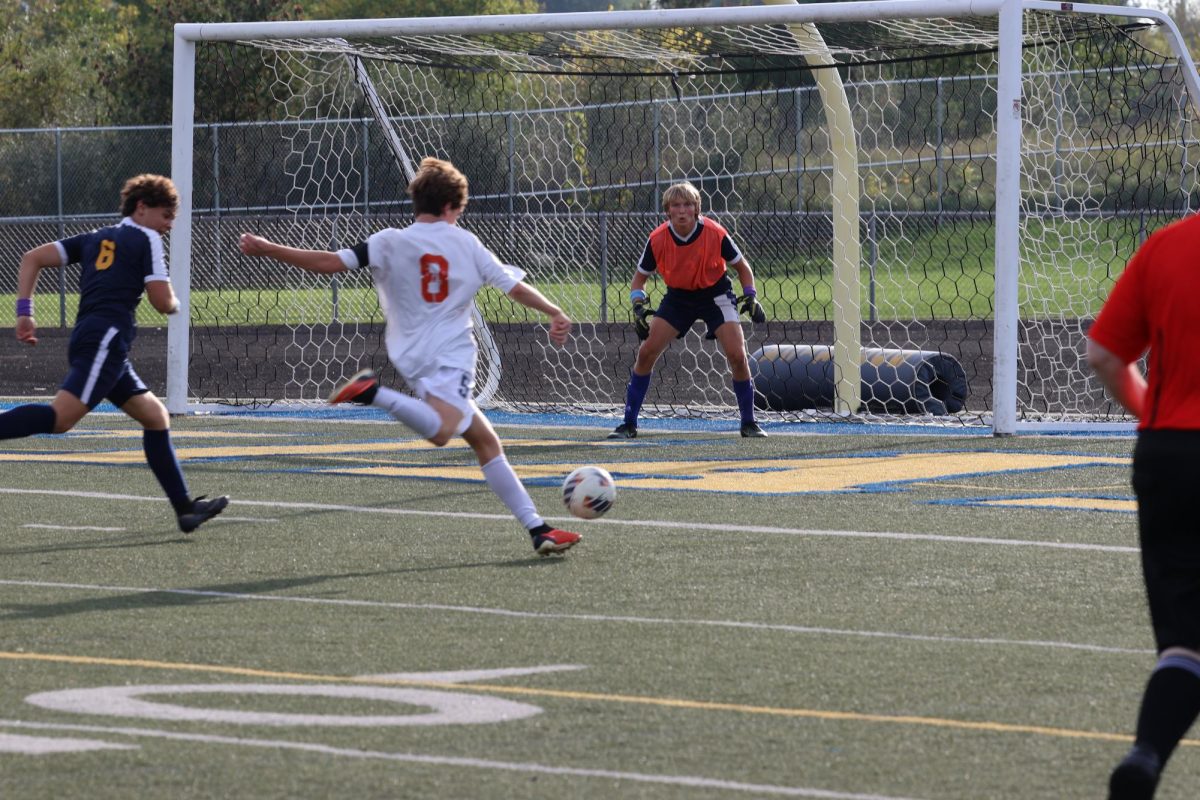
0, 409, 1191, 799
0, 211, 1145, 328
0, 260, 1115, 330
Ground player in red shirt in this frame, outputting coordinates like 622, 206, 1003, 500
608, 181, 767, 439
1088, 213, 1200, 799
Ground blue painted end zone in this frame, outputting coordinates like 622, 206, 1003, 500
928, 494, 1136, 514
0, 399, 1135, 437
185, 405, 996, 436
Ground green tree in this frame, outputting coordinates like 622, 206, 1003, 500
86, 0, 547, 125
306, 0, 537, 18
541, 0, 650, 10
0, 0, 134, 127
91, 0, 303, 125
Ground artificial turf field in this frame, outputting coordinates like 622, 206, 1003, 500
0, 407, 1192, 799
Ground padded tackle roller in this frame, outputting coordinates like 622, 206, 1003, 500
750, 345, 968, 415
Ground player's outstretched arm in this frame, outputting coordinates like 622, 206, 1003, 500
238, 233, 347, 275
14, 242, 63, 346
507, 282, 571, 346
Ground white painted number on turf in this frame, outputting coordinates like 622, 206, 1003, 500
25, 683, 542, 727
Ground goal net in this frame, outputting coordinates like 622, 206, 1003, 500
170, 2, 1200, 431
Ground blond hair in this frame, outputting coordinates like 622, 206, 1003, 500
661, 181, 701, 212
408, 157, 469, 215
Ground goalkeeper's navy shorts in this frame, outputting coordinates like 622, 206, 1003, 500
1132, 428, 1200, 652
61, 318, 149, 409
657, 276, 740, 340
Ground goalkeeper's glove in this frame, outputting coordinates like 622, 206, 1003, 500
631, 289, 655, 341
738, 288, 766, 324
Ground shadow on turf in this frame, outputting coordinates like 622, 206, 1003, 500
0, 533, 191, 557
0, 559, 566, 621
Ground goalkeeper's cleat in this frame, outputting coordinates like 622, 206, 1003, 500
740, 421, 767, 438
532, 529, 581, 556
1108, 744, 1160, 800
329, 369, 379, 405
177, 495, 229, 533
607, 422, 637, 440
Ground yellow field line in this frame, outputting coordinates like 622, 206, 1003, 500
1, 649, 1183, 747
913, 482, 1131, 493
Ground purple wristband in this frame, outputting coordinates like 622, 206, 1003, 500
16, 298, 32, 318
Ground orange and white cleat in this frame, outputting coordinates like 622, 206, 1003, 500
532, 529, 581, 556
329, 369, 379, 405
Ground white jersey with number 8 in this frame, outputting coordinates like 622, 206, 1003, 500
339, 220, 525, 382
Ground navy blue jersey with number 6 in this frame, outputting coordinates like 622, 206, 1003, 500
57, 217, 170, 332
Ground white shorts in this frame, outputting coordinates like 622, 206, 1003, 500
413, 366, 478, 435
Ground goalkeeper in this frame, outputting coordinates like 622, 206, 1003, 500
608, 181, 766, 439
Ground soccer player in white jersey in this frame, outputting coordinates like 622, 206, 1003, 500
238, 157, 580, 555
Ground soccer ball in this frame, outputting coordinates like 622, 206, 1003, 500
562, 465, 616, 519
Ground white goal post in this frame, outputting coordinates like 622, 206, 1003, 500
169, 0, 1200, 433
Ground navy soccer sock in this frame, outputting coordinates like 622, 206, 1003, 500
142, 429, 191, 513
733, 378, 755, 425
0, 404, 56, 440
1133, 654, 1200, 767
623, 371, 651, 427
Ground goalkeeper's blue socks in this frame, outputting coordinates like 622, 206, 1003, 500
733, 378, 755, 425
0, 404, 56, 439
623, 370, 651, 427
142, 428, 191, 513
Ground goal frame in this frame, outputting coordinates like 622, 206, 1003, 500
169, 0, 1200, 434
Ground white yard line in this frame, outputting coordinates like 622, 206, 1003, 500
1, 485, 1146, 655
0, 578, 1151, 656
22, 524, 126, 532
0, 486, 1139, 553
0, 719, 924, 800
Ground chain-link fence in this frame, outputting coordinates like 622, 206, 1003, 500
0, 44, 1188, 419
0, 56, 1180, 326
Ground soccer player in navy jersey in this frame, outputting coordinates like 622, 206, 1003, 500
608, 181, 767, 439
1, 174, 227, 533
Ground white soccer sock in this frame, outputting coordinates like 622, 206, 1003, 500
481, 454, 543, 531
373, 387, 441, 439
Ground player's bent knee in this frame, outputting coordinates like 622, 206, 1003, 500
49, 407, 84, 434
52, 409, 90, 434
428, 428, 455, 447
140, 410, 171, 430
